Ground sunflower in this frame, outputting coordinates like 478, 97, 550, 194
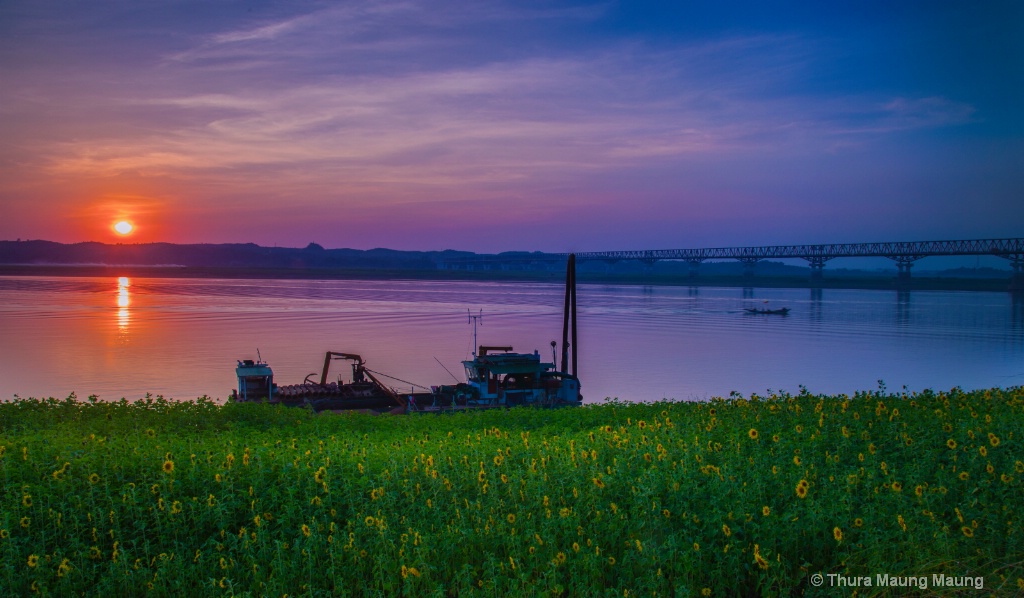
19, 517, 29, 529
833, 527, 843, 542
314, 467, 326, 484
301, 524, 311, 538
693, 542, 700, 551
56, 558, 71, 578
762, 506, 770, 516
979, 446, 988, 457
959, 471, 969, 481
795, 480, 809, 499
27, 554, 39, 568
662, 509, 671, 519
961, 526, 974, 538
722, 523, 731, 537
897, 514, 907, 532
947, 439, 957, 449
988, 433, 1000, 447
89, 473, 100, 484
592, 477, 605, 489
748, 428, 759, 440
162, 460, 174, 474
854, 518, 864, 528
891, 481, 902, 492
506, 513, 516, 524
754, 544, 769, 570
607, 556, 616, 566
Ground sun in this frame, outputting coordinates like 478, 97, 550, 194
114, 221, 134, 235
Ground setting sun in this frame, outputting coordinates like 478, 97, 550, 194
114, 221, 134, 235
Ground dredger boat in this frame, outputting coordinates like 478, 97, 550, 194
230, 255, 582, 412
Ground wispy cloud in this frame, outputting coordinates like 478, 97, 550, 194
2, 0, 1009, 249
44, 33, 976, 194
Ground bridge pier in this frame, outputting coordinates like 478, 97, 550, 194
1004, 254, 1024, 291
686, 259, 703, 279
804, 256, 831, 286
889, 256, 920, 286
639, 258, 658, 279
738, 257, 760, 279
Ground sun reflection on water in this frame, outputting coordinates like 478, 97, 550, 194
116, 277, 130, 329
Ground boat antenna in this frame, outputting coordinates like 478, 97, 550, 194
468, 309, 483, 356
434, 356, 460, 383
256, 348, 262, 364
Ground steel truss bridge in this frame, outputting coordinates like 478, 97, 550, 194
443, 238, 1024, 286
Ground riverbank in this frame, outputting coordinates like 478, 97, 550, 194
1, 388, 1021, 595
0, 264, 1017, 292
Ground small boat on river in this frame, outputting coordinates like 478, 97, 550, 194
744, 307, 790, 315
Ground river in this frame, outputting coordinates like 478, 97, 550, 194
1, 275, 1022, 403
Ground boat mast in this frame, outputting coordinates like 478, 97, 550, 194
468, 309, 483, 356
561, 254, 577, 375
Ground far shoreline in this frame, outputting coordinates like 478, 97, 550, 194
0, 263, 1018, 293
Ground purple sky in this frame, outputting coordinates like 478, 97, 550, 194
1, 1, 1021, 252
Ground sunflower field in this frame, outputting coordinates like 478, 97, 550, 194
1, 387, 1022, 596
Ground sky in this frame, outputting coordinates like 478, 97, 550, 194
1, 0, 1022, 253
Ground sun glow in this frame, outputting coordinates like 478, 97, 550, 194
114, 221, 134, 235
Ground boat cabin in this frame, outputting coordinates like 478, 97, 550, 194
462, 347, 580, 407
234, 359, 274, 401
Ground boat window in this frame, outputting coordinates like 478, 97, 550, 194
465, 365, 484, 382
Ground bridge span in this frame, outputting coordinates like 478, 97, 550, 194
573, 238, 1024, 283
443, 238, 1024, 289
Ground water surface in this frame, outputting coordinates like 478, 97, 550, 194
1, 276, 1021, 402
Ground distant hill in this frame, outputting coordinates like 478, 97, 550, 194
0, 240, 476, 271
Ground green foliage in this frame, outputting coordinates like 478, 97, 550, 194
1, 388, 1022, 596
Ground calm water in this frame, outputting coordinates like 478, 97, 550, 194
1, 275, 1022, 403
